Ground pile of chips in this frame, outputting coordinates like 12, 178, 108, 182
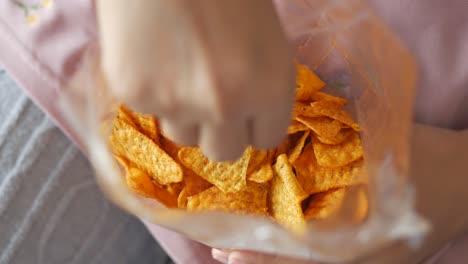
109, 63, 368, 232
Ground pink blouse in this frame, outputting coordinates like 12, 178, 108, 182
1, 0, 467, 263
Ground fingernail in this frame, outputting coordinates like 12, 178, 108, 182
212, 249, 229, 264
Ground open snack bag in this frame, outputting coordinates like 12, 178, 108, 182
58, 0, 429, 262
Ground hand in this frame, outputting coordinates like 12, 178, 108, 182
97, 0, 294, 161
211, 124, 468, 264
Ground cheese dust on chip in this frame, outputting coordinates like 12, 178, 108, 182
312, 131, 363, 168
166, 182, 183, 196
247, 150, 274, 183
288, 120, 308, 134
116, 105, 137, 128
315, 128, 353, 145
114, 155, 178, 208
187, 183, 269, 215
288, 131, 310, 164
296, 116, 342, 141
306, 101, 360, 131
183, 168, 212, 196
130, 113, 159, 143
177, 188, 189, 208
118, 105, 160, 144
248, 165, 274, 184
294, 144, 366, 195
126, 167, 178, 208
270, 154, 308, 233
178, 147, 251, 193
110, 118, 183, 185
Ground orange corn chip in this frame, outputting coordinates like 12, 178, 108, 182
292, 102, 312, 119
288, 131, 310, 164
249, 164, 274, 183
315, 128, 353, 145
296, 116, 342, 140
187, 183, 269, 215
118, 106, 160, 144
178, 147, 251, 193
267, 149, 277, 161
353, 186, 369, 223
288, 120, 309, 134
275, 138, 290, 156
125, 167, 160, 198
312, 132, 363, 167
183, 168, 213, 196
247, 150, 273, 183
247, 150, 268, 174
114, 154, 178, 208
307, 101, 360, 131
110, 119, 183, 184
178, 188, 189, 208
310, 92, 347, 106
126, 167, 178, 208
270, 154, 308, 233
166, 182, 184, 196
304, 188, 346, 220
160, 136, 182, 161
109, 61, 370, 227
117, 105, 138, 127
294, 144, 366, 195
132, 113, 159, 144
296, 63, 326, 102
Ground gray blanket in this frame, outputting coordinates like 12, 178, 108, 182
0, 69, 172, 264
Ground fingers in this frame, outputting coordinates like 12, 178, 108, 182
251, 105, 292, 150
98, 0, 295, 162
159, 118, 251, 162
159, 119, 199, 146
199, 119, 249, 161
250, 76, 295, 150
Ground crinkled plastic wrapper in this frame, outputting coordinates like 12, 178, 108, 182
58, 0, 429, 262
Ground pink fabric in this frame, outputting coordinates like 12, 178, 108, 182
0, 0, 96, 147
369, 0, 468, 130
142, 221, 218, 264
0, 0, 467, 263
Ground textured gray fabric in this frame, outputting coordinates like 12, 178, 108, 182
0, 69, 173, 264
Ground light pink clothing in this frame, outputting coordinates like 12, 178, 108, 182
0, 0, 96, 147
369, 0, 468, 130
0, 0, 467, 264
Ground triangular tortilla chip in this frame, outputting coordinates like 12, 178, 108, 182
187, 183, 269, 215
178, 147, 251, 193
294, 144, 366, 195
312, 132, 363, 167
270, 154, 308, 233
110, 119, 183, 184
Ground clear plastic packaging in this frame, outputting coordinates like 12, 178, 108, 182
58, 0, 429, 262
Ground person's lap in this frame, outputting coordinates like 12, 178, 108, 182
0, 69, 173, 264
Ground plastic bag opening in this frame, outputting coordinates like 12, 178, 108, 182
58, 0, 429, 262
